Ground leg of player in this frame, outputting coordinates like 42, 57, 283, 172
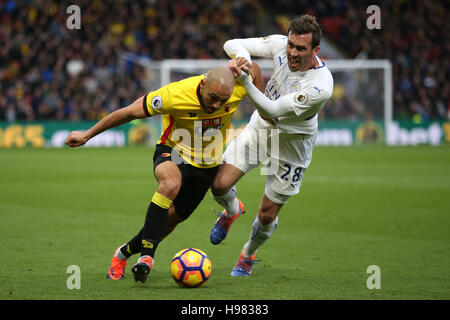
163, 206, 186, 237
110, 156, 218, 281
211, 163, 244, 213
131, 160, 181, 283
231, 193, 283, 276
106, 205, 186, 280
210, 163, 246, 245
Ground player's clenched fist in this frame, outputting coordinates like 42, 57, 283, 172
226, 58, 250, 78
235, 57, 250, 68
65, 131, 89, 147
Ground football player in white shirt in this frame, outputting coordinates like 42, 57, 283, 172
209, 15, 334, 276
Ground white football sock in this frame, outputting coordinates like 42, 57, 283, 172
115, 244, 128, 261
243, 215, 278, 257
213, 185, 240, 216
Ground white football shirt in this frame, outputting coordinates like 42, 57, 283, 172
224, 35, 334, 134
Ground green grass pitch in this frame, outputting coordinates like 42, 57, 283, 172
0, 146, 449, 300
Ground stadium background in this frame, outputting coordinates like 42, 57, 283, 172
0, 0, 448, 147
0, 0, 449, 302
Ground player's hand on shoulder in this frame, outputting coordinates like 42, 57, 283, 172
65, 131, 89, 147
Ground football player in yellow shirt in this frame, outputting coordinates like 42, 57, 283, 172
65, 64, 263, 283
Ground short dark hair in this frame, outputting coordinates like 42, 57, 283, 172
287, 15, 322, 48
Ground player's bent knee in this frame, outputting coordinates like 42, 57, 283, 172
154, 161, 182, 198
211, 176, 232, 196
211, 183, 229, 197
211, 163, 244, 196
158, 178, 182, 200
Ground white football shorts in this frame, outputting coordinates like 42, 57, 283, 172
223, 119, 317, 204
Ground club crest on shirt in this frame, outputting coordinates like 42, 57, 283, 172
151, 95, 162, 110
296, 92, 308, 104
161, 153, 171, 158
290, 81, 301, 92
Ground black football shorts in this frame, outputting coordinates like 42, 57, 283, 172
153, 144, 219, 219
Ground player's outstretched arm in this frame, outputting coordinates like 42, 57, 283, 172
224, 38, 274, 64
227, 62, 289, 118
65, 96, 147, 147
229, 59, 276, 123
235, 70, 330, 120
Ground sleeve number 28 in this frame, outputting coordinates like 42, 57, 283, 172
280, 164, 303, 182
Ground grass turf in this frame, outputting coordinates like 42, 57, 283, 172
0, 146, 449, 300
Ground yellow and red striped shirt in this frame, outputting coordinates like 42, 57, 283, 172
143, 75, 247, 168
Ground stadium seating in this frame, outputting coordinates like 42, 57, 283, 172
0, 0, 447, 121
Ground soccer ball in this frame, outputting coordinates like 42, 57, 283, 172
170, 248, 212, 288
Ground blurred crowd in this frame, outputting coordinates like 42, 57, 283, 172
0, 0, 448, 122
0, 0, 261, 121
268, 0, 449, 121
